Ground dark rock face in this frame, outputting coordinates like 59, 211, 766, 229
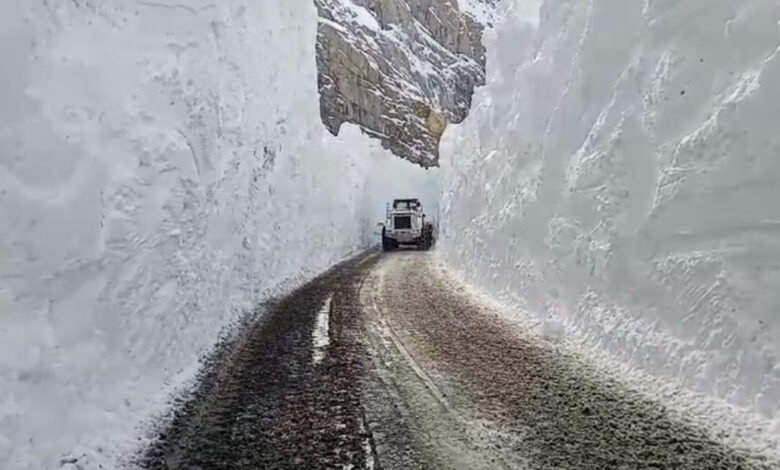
314, 0, 488, 167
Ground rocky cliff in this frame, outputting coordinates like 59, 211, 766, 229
314, 0, 488, 167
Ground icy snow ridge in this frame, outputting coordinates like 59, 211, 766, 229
312, 294, 334, 365
440, 0, 780, 435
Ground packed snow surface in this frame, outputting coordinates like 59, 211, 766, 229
0, 1, 434, 468
440, 0, 780, 436
312, 294, 334, 365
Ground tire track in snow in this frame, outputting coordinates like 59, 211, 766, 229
368, 251, 778, 469
138, 249, 778, 469
139, 251, 385, 470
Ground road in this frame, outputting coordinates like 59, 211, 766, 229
140, 250, 776, 469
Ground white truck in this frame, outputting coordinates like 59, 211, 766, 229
380, 198, 434, 251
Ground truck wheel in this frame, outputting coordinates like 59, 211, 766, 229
382, 227, 393, 252
420, 225, 433, 250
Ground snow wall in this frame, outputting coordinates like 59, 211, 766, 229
0, 1, 435, 468
440, 0, 780, 430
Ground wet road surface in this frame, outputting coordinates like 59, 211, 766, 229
140, 250, 777, 469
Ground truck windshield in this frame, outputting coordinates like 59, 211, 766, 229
393, 200, 419, 210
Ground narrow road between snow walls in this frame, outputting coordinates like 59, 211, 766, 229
138, 250, 779, 470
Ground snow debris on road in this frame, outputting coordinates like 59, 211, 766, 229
312, 294, 334, 365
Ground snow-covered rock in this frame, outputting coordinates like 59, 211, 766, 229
0, 1, 433, 468
315, 0, 487, 167
440, 0, 780, 432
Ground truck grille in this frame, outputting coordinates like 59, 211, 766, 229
394, 215, 412, 229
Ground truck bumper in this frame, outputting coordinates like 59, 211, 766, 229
390, 230, 420, 243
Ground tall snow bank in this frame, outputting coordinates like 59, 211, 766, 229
440, 0, 780, 428
0, 1, 429, 468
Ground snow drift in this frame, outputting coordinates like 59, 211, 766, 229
440, 0, 780, 432
0, 1, 432, 468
